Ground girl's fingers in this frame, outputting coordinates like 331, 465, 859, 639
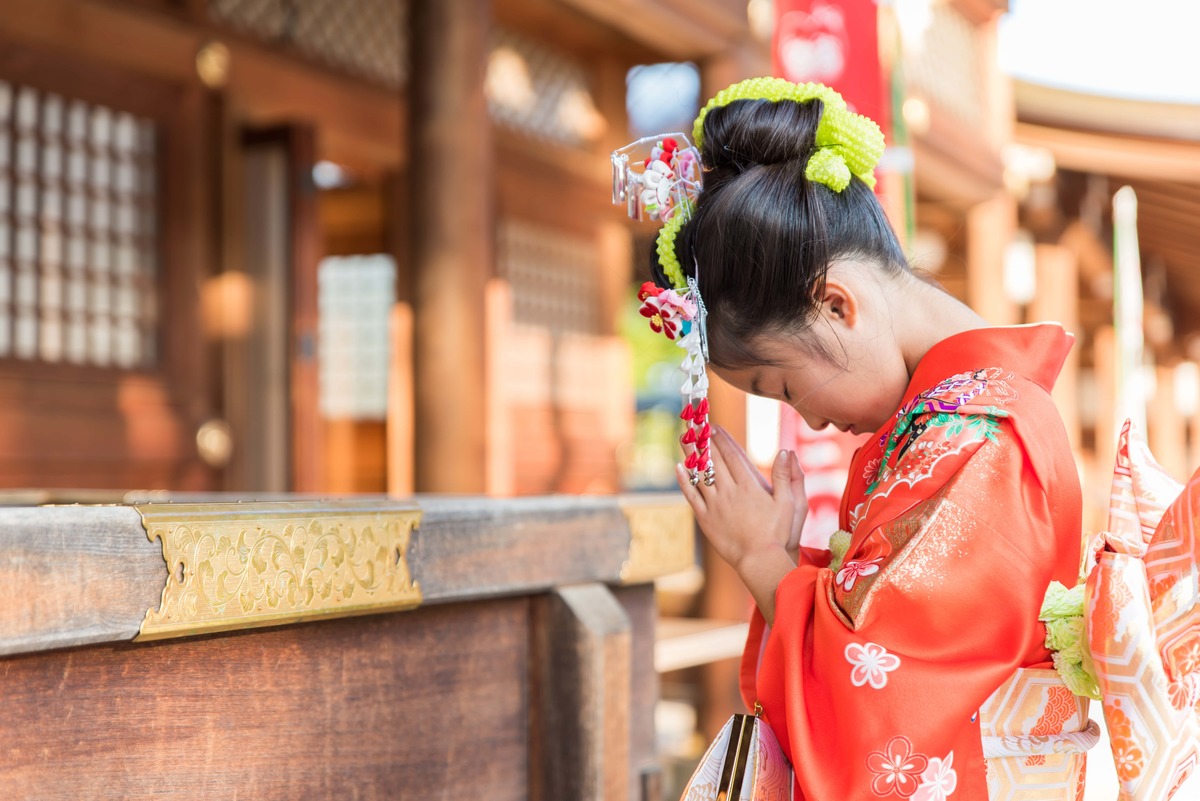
707, 429, 738, 491
789, 451, 807, 501
789, 450, 807, 545
715, 426, 769, 491
675, 463, 707, 514
771, 449, 794, 505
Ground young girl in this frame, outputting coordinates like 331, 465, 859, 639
628, 79, 1090, 799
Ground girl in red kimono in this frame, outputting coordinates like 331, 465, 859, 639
663, 81, 1089, 799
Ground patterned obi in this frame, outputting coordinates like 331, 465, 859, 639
978, 668, 1097, 801
985, 420, 1200, 801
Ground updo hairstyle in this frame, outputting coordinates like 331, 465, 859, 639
654, 98, 909, 369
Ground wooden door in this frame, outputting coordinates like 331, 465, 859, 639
0, 38, 218, 491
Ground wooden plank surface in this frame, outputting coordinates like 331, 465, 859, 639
414, 496, 631, 603
0, 495, 680, 656
0, 505, 162, 656
0, 600, 530, 800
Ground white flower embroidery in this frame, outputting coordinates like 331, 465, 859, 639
913, 752, 957, 801
845, 642, 902, 689
836, 558, 882, 591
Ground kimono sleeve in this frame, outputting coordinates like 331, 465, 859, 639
741, 419, 1067, 801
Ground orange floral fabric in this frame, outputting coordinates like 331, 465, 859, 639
1085, 421, 1200, 799
740, 324, 1083, 800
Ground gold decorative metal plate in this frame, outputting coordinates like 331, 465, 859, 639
136, 501, 423, 641
619, 496, 695, 584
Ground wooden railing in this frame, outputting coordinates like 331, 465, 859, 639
0, 493, 693, 801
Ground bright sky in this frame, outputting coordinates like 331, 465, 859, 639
998, 0, 1200, 104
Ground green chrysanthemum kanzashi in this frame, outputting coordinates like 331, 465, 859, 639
692, 77, 885, 192
655, 211, 688, 291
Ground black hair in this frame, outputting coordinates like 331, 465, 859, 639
651, 97, 909, 369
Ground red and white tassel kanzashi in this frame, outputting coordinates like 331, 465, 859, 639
681, 398, 714, 486
639, 280, 713, 486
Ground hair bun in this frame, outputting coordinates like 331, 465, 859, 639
698, 97, 825, 176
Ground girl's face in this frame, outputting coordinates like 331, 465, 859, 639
709, 264, 914, 436
711, 332, 910, 436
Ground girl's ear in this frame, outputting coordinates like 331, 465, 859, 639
818, 275, 859, 328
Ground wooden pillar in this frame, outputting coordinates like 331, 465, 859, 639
485, 279, 515, 497
1029, 244, 1081, 452
966, 194, 1019, 325
530, 584, 632, 801
613, 584, 663, 801
409, 0, 493, 492
594, 54, 634, 339
1091, 325, 1118, 535
387, 303, 415, 496
1150, 364, 1186, 481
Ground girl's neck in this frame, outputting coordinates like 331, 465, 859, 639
897, 277, 990, 377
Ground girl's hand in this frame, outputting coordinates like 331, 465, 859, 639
709, 427, 808, 559
675, 427, 809, 623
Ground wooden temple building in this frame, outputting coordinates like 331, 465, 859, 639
0, 0, 773, 498
4, 0, 1200, 798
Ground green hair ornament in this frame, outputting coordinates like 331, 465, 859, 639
693, 77, 886, 192
655, 211, 688, 291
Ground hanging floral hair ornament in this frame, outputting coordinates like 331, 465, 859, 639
612, 79, 885, 487
612, 132, 713, 486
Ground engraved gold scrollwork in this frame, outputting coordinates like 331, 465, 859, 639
619, 497, 695, 584
135, 502, 423, 641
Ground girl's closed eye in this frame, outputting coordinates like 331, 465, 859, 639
782, 384, 793, 403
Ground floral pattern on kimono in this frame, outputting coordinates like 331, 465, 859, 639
740, 324, 1084, 801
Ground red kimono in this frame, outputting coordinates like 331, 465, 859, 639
740, 324, 1084, 800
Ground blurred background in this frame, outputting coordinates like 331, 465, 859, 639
1, 0, 1197, 796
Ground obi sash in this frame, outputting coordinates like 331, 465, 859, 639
978, 668, 1097, 800
1081, 421, 1200, 799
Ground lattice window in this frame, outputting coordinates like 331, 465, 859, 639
318, 254, 395, 420
903, 4, 983, 129
498, 220, 600, 336
209, 0, 407, 91
486, 28, 603, 147
0, 81, 158, 367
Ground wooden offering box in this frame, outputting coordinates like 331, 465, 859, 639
0, 494, 692, 801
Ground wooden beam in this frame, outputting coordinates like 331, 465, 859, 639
492, 0, 652, 63
0, 494, 691, 656
0, 506, 162, 656
2, 0, 404, 170
1124, 180, 1200, 209
914, 111, 1006, 206
556, 0, 745, 59
1016, 122, 1200, 183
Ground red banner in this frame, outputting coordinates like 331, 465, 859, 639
774, 0, 887, 547
773, 0, 888, 131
